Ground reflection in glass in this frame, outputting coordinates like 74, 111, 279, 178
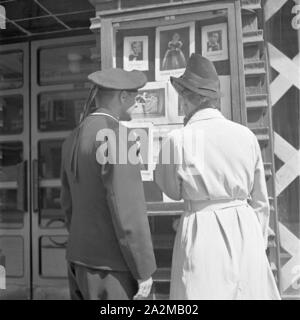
0, 141, 23, 180
39, 188, 64, 229
0, 142, 24, 228
0, 190, 24, 228
39, 42, 98, 85
0, 237, 24, 277
38, 90, 94, 131
0, 95, 23, 134
40, 236, 67, 278
0, 51, 23, 89
38, 140, 63, 179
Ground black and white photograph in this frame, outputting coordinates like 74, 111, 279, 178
130, 81, 168, 124
156, 22, 195, 80
0, 0, 299, 305
123, 36, 149, 71
201, 23, 228, 61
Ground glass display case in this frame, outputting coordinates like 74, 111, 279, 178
0, 95, 23, 135
38, 90, 94, 132
38, 42, 99, 86
0, 51, 23, 90
112, 6, 241, 128
0, 142, 25, 229
30, 35, 98, 291
0, 42, 30, 297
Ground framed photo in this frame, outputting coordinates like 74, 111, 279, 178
201, 23, 228, 61
123, 36, 149, 71
120, 121, 154, 181
130, 81, 168, 124
156, 22, 195, 81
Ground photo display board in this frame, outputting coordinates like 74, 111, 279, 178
114, 8, 233, 183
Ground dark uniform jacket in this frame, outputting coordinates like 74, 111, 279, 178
60, 109, 156, 280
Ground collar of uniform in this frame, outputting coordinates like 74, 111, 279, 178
91, 107, 119, 122
187, 108, 224, 125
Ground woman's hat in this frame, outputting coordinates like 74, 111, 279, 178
170, 53, 221, 99
88, 68, 147, 90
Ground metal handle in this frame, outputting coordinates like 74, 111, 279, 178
32, 159, 39, 212
16, 160, 27, 212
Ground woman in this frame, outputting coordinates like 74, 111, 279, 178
154, 53, 280, 300
162, 33, 186, 71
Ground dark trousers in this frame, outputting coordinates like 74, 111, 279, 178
67, 262, 138, 300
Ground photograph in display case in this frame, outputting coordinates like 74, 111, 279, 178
201, 23, 228, 62
130, 81, 168, 124
123, 36, 149, 71
156, 22, 195, 81
120, 121, 154, 181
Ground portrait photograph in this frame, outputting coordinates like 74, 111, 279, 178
201, 23, 228, 61
123, 36, 149, 71
130, 82, 168, 124
156, 22, 195, 81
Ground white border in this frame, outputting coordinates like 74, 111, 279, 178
123, 36, 149, 71
155, 22, 195, 81
201, 23, 228, 62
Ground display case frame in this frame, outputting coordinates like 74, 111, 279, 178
98, 0, 246, 125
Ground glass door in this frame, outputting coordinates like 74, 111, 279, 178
30, 35, 98, 299
0, 43, 30, 299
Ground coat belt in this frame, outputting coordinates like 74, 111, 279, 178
184, 199, 248, 212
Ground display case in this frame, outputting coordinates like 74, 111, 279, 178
103, 1, 245, 184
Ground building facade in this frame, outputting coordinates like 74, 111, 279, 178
0, 0, 299, 299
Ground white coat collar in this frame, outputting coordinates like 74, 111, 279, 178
187, 108, 224, 125
91, 107, 119, 122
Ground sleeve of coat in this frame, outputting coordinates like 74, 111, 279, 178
98, 126, 157, 281
249, 136, 270, 249
60, 145, 72, 232
154, 132, 182, 201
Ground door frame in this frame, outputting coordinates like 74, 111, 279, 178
0, 42, 31, 298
